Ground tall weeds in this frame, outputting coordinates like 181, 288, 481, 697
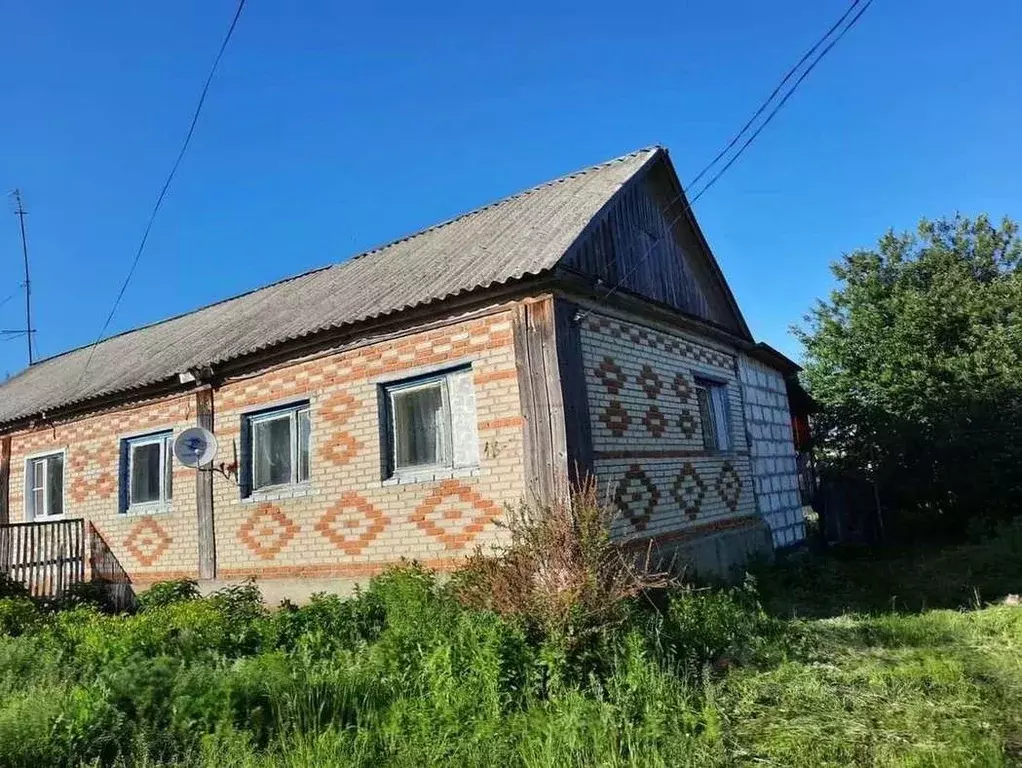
450, 477, 672, 645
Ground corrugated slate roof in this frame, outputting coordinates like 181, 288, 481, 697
0, 147, 659, 425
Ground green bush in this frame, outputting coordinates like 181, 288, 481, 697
0, 682, 75, 766
0, 598, 43, 637
0, 573, 29, 600
137, 578, 201, 611
271, 590, 386, 657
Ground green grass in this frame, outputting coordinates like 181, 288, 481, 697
0, 527, 1020, 767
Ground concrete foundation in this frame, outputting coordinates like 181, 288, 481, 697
194, 577, 362, 606
646, 519, 774, 583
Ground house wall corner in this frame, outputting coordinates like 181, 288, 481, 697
737, 353, 805, 548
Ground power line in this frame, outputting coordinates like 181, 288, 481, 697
610, 0, 873, 255
686, 0, 865, 193
688, 0, 874, 204
0, 291, 18, 310
74, 0, 247, 393
580, 0, 876, 317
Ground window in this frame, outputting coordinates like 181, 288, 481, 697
383, 367, 478, 479
122, 433, 173, 512
26, 452, 64, 519
694, 379, 731, 451
243, 402, 311, 494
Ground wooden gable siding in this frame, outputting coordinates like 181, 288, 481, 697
563, 163, 740, 331
565, 170, 712, 321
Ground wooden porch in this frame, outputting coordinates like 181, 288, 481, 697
0, 517, 133, 607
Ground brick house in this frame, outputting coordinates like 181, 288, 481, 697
0, 147, 806, 599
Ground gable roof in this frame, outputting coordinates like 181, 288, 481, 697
0, 148, 664, 426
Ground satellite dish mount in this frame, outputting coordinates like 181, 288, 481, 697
172, 427, 236, 483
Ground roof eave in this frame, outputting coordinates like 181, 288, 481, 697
0, 272, 557, 433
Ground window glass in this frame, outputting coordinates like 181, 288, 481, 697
253, 415, 292, 489
695, 385, 718, 450
392, 383, 445, 469
131, 442, 163, 504
297, 408, 310, 483
47, 454, 64, 516
710, 386, 731, 451
164, 437, 173, 500
695, 380, 730, 451
31, 487, 45, 517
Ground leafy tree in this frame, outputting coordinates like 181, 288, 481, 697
794, 215, 1022, 538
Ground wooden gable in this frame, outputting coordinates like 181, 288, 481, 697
562, 152, 750, 338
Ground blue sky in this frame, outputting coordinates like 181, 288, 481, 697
2, 0, 1019, 376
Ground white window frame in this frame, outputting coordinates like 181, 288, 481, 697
385, 376, 454, 477
695, 378, 732, 452
24, 449, 66, 521
123, 432, 174, 514
246, 402, 311, 494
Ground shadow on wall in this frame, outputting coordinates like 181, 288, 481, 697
88, 522, 136, 611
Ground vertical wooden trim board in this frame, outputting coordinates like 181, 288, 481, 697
0, 435, 10, 526
553, 299, 594, 485
195, 388, 216, 579
512, 297, 568, 503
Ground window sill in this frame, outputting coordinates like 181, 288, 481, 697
123, 504, 173, 516
242, 484, 315, 503
382, 466, 480, 487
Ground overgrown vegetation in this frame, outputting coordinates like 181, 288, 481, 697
451, 479, 671, 649
796, 214, 1022, 539
0, 500, 1020, 766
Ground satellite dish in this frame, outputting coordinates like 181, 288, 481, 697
173, 427, 219, 468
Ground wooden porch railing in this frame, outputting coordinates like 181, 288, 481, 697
0, 518, 134, 608
0, 517, 86, 598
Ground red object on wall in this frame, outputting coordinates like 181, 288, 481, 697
791, 414, 812, 452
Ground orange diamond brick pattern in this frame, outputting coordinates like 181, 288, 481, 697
239, 504, 299, 560
315, 492, 389, 556
411, 480, 501, 550
124, 517, 172, 567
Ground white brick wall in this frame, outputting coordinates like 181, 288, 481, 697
737, 354, 805, 548
580, 313, 760, 542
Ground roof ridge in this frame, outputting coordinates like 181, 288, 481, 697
349, 146, 662, 262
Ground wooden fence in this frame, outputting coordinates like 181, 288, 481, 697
0, 518, 134, 608
0, 518, 86, 598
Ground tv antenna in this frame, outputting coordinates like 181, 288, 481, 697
5, 190, 35, 365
